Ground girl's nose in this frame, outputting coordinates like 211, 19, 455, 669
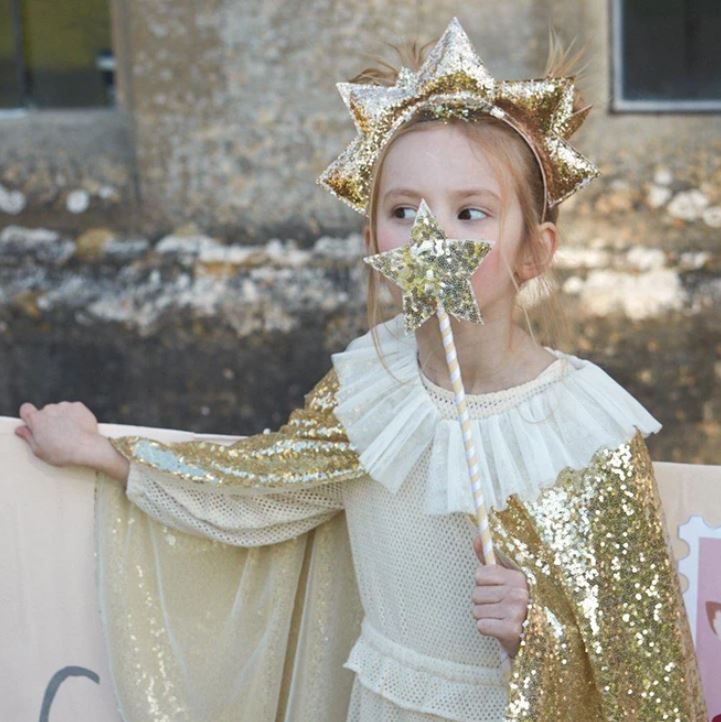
429, 210, 458, 235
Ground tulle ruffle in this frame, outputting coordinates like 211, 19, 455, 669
331, 314, 662, 516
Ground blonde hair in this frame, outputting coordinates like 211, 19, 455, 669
354, 27, 590, 356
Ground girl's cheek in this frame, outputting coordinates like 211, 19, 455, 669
377, 235, 404, 253
388, 285, 402, 305
376, 221, 412, 253
470, 248, 500, 290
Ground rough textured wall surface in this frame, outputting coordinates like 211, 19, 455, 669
1, 220, 718, 463
3, 1, 721, 240
0, 110, 135, 233
0, 1, 719, 463
122, 0, 579, 237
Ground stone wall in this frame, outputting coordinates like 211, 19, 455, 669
4, 1, 720, 240
1, 1, 719, 463
1, 218, 718, 463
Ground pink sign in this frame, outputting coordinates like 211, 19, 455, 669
677, 515, 721, 721
697, 537, 721, 720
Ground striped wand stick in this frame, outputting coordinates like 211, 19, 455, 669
435, 302, 511, 675
436, 302, 496, 566
364, 200, 496, 564
364, 199, 511, 673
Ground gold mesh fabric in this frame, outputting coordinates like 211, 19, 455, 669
100, 380, 706, 720
96, 476, 363, 722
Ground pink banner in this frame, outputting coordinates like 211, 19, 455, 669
697, 538, 721, 718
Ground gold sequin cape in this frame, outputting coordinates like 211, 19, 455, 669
99, 369, 707, 721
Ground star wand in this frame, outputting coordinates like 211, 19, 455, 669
364, 198, 498, 560
364, 199, 513, 670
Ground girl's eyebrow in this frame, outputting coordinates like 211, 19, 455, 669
454, 188, 500, 201
383, 187, 500, 201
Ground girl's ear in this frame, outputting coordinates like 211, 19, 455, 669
362, 225, 372, 253
516, 222, 558, 282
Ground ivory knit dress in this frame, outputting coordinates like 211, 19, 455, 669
123, 314, 662, 722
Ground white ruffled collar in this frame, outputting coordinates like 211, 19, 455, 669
331, 314, 662, 516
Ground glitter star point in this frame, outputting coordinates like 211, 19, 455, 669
364, 199, 492, 332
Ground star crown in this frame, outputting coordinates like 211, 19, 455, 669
317, 16, 600, 221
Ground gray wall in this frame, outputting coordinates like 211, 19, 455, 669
1, 1, 719, 463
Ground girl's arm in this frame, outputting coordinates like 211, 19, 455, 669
124, 461, 345, 547
16, 370, 361, 547
83, 434, 130, 487
106, 368, 361, 493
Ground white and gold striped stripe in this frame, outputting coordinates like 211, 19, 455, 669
436, 304, 496, 565
436, 303, 511, 675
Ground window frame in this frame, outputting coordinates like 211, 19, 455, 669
609, 0, 721, 113
1, 0, 118, 113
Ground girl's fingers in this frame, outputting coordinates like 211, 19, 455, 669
18, 402, 38, 425
475, 617, 516, 640
475, 617, 522, 656
476, 564, 526, 590
472, 583, 528, 609
471, 586, 504, 604
472, 602, 508, 620
473, 597, 528, 624
15, 425, 37, 452
14, 402, 94, 467
474, 564, 508, 585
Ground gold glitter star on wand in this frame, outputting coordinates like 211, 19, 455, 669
364, 199, 492, 332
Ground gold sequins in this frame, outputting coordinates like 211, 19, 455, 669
109, 368, 365, 491
491, 431, 708, 721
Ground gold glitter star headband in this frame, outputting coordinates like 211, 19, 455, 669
317, 16, 600, 220
364, 198, 491, 333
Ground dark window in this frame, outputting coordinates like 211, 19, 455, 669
0, 0, 115, 110
612, 0, 721, 112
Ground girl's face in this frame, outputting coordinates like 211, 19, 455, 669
372, 122, 526, 314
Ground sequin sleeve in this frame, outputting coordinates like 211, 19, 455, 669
109, 368, 364, 493
107, 369, 365, 546
490, 430, 707, 722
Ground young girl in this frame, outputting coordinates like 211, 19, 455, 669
15, 18, 706, 722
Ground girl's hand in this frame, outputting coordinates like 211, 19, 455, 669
471, 533, 529, 658
15, 400, 101, 467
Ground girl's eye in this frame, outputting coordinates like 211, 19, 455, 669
391, 206, 489, 221
459, 207, 488, 220
392, 206, 417, 220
